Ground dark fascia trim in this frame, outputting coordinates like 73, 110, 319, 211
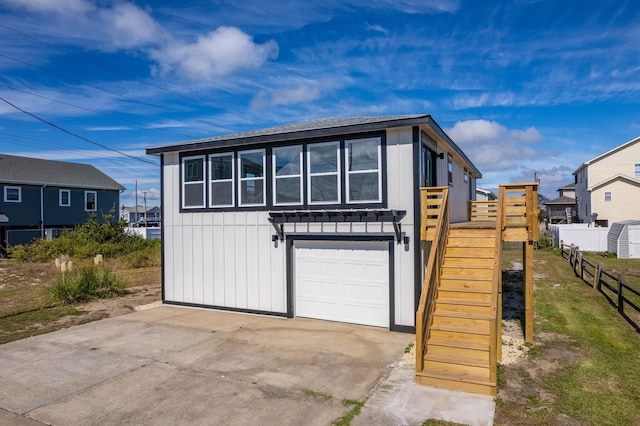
424, 116, 482, 179
162, 300, 288, 318
391, 324, 416, 334
412, 126, 422, 321
286, 232, 396, 241
160, 154, 166, 303
147, 117, 430, 155
285, 234, 408, 331
268, 209, 406, 223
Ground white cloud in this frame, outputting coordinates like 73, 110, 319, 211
511, 127, 542, 143
447, 119, 506, 142
2, 0, 94, 15
85, 126, 134, 131
151, 27, 278, 80
446, 120, 548, 173
98, 2, 164, 49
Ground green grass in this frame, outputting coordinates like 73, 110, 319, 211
303, 389, 333, 401
332, 399, 364, 426
496, 249, 640, 425
0, 305, 85, 344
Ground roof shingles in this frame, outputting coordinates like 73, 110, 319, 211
0, 154, 124, 191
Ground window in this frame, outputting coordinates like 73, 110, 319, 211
308, 142, 340, 204
464, 168, 469, 183
273, 145, 302, 205
604, 191, 612, 202
447, 155, 453, 185
4, 186, 20, 202
209, 153, 234, 207
85, 191, 97, 211
238, 150, 265, 206
59, 189, 71, 207
635, 163, 640, 177
182, 156, 206, 208
346, 137, 381, 203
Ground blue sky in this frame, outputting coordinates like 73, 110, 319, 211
1, 0, 639, 205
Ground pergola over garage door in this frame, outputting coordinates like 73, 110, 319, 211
294, 240, 390, 327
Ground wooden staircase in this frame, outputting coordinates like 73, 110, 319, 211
416, 225, 499, 395
416, 183, 538, 396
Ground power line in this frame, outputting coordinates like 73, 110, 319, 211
0, 95, 159, 167
0, 81, 198, 139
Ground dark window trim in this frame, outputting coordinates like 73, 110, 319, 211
238, 148, 267, 207
181, 154, 207, 209
285, 233, 412, 333
178, 130, 387, 213
208, 152, 235, 208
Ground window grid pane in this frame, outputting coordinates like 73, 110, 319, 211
346, 138, 381, 203
308, 142, 340, 204
239, 150, 265, 206
210, 154, 234, 207
182, 156, 205, 208
274, 146, 302, 205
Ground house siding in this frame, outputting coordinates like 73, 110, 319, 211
576, 139, 640, 224
591, 180, 640, 225
158, 121, 479, 330
0, 184, 119, 227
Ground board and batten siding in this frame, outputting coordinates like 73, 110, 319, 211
162, 152, 286, 314
161, 127, 418, 327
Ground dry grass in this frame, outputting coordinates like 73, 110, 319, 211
0, 257, 160, 345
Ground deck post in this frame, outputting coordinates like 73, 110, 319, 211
523, 240, 534, 343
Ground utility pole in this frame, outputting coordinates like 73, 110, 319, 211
135, 180, 139, 224
143, 191, 148, 227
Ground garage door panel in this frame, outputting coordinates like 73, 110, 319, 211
295, 240, 389, 328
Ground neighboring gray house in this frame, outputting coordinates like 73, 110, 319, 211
0, 154, 124, 248
120, 205, 161, 225
147, 115, 482, 331
545, 183, 576, 224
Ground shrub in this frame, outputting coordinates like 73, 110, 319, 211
538, 230, 554, 249
7, 209, 159, 262
48, 265, 127, 305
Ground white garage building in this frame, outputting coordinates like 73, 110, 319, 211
147, 115, 481, 332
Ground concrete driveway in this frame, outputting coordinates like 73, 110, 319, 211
0, 306, 412, 425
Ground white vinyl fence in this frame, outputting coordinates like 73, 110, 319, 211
125, 227, 161, 240
547, 223, 609, 252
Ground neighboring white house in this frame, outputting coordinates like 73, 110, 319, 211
574, 135, 640, 227
120, 205, 161, 226
475, 187, 497, 201
146, 115, 481, 332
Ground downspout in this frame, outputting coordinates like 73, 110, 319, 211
40, 184, 47, 239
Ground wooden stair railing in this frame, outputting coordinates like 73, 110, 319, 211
416, 187, 449, 373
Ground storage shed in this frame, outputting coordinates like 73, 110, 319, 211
607, 220, 640, 258
146, 115, 481, 332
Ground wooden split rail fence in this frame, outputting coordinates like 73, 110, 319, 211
561, 243, 640, 332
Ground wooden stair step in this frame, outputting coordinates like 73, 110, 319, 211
434, 310, 495, 320
430, 323, 488, 335
437, 298, 491, 307
444, 248, 495, 257
438, 286, 492, 294
424, 353, 489, 368
427, 338, 489, 351
415, 370, 496, 396
441, 274, 493, 281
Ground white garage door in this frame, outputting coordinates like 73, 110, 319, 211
294, 240, 389, 327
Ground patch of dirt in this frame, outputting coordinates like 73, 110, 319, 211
52, 284, 162, 329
